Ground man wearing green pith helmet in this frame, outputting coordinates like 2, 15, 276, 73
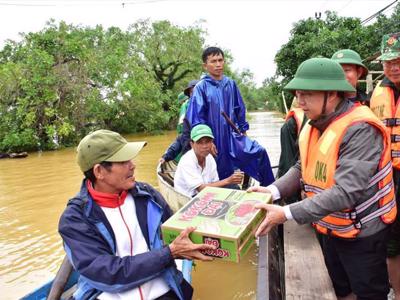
331, 49, 370, 105
249, 57, 396, 300
369, 32, 400, 300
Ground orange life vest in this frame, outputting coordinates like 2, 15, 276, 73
370, 85, 400, 169
285, 108, 305, 135
299, 105, 396, 239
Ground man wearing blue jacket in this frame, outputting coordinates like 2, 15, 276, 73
59, 130, 214, 300
185, 47, 274, 186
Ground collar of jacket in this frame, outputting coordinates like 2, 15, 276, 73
204, 74, 229, 87
346, 88, 369, 104
72, 179, 162, 250
72, 179, 154, 214
309, 99, 354, 133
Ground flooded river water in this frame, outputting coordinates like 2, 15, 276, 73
0, 111, 283, 299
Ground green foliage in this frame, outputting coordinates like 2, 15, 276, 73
263, 4, 400, 112
0, 20, 211, 152
1, 129, 38, 152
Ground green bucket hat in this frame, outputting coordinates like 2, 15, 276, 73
77, 129, 146, 172
331, 49, 368, 77
190, 124, 214, 142
177, 92, 188, 103
284, 57, 355, 92
377, 32, 400, 61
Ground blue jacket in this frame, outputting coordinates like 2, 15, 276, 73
59, 180, 193, 300
162, 119, 191, 162
185, 75, 274, 186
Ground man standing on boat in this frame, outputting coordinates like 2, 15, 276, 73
174, 124, 243, 197
59, 130, 215, 300
369, 32, 400, 300
249, 57, 396, 300
185, 46, 274, 187
331, 49, 370, 105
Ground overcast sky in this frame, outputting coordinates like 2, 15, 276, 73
0, 0, 396, 86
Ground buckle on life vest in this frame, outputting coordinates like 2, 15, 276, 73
384, 118, 400, 127
349, 211, 357, 220
392, 150, 400, 158
300, 179, 305, 191
354, 222, 362, 229
391, 135, 400, 143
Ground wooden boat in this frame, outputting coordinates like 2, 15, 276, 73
157, 160, 191, 212
0, 151, 28, 159
157, 160, 256, 212
23, 257, 193, 300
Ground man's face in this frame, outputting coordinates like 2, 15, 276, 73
341, 64, 363, 88
191, 137, 213, 158
98, 160, 136, 194
383, 57, 400, 85
203, 54, 224, 80
296, 90, 326, 120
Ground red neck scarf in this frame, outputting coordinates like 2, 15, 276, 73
86, 180, 128, 208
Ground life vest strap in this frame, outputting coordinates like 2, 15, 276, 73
383, 118, 400, 127
356, 181, 393, 214
330, 211, 356, 220
357, 198, 396, 226
301, 179, 324, 194
315, 199, 395, 233
328, 181, 392, 220
303, 161, 391, 193
391, 135, 400, 143
392, 150, 400, 158
367, 161, 392, 188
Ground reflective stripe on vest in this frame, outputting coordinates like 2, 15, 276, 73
285, 108, 305, 135
370, 85, 400, 169
299, 105, 397, 239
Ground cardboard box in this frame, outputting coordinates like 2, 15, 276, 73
161, 186, 271, 263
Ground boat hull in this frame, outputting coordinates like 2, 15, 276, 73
157, 161, 190, 212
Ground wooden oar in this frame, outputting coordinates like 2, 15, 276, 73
221, 111, 241, 135
47, 256, 73, 300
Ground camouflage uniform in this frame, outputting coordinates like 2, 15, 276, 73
374, 33, 400, 257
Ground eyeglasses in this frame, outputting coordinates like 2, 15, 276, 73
383, 59, 400, 69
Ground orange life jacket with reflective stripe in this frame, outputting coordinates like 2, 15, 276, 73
370, 85, 400, 170
285, 108, 305, 135
299, 105, 396, 239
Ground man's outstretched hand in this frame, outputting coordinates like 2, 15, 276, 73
169, 227, 216, 261
254, 203, 287, 237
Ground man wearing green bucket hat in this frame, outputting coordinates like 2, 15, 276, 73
331, 49, 370, 105
370, 32, 400, 300
249, 57, 396, 299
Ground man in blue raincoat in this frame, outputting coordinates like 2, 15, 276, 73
185, 47, 274, 186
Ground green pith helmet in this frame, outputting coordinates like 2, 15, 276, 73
284, 57, 356, 92
177, 92, 188, 103
377, 32, 400, 61
331, 49, 368, 77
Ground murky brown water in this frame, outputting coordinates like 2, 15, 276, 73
0, 111, 283, 299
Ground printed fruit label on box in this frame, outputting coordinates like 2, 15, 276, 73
161, 186, 271, 262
